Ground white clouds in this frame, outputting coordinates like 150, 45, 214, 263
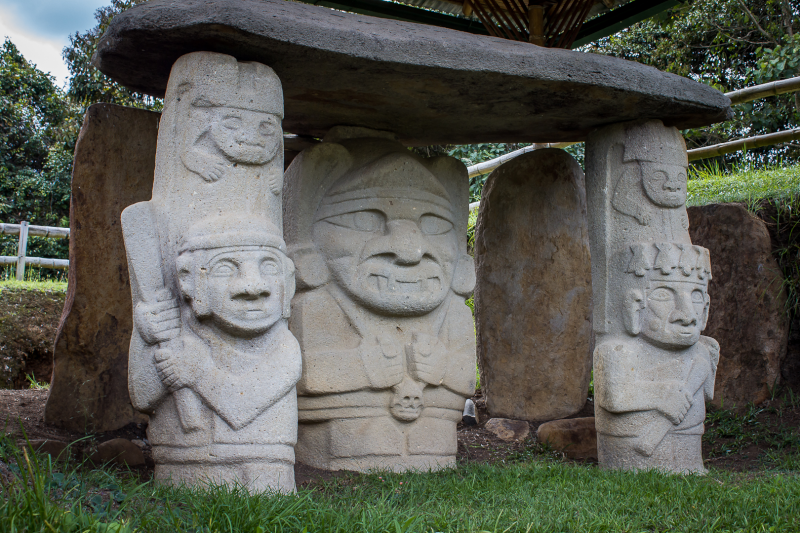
0, 0, 109, 88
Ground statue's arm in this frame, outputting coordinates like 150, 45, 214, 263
699, 336, 720, 401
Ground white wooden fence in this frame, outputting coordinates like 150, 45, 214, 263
0, 222, 70, 280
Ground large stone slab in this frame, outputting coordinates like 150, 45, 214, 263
474, 149, 592, 422
688, 203, 788, 408
45, 104, 156, 432
93, 0, 731, 146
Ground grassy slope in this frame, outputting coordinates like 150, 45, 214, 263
687, 162, 800, 207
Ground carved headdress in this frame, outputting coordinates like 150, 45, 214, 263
626, 242, 712, 284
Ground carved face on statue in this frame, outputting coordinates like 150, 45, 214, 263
177, 215, 296, 338
207, 107, 281, 165
640, 162, 687, 208
311, 152, 461, 317
623, 242, 711, 349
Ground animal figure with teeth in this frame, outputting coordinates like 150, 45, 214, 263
593, 241, 719, 474
284, 129, 476, 472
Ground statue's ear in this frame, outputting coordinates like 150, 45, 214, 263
700, 293, 711, 331
623, 289, 645, 336
451, 254, 476, 297
192, 269, 211, 318
290, 246, 329, 291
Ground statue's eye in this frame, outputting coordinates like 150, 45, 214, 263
691, 289, 705, 303
221, 116, 242, 130
420, 214, 453, 235
259, 118, 278, 137
325, 211, 384, 232
210, 260, 237, 276
261, 259, 280, 276
648, 288, 672, 301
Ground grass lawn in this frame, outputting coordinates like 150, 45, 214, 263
687, 162, 800, 207
2, 432, 800, 533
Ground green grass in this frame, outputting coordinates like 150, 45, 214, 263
0, 279, 67, 294
687, 162, 800, 207
3, 434, 800, 533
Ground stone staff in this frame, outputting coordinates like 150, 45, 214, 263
121, 201, 203, 431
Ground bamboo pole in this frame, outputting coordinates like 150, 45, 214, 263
528, 4, 545, 45
15, 221, 28, 281
687, 128, 800, 161
726, 75, 800, 105
467, 142, 577, 177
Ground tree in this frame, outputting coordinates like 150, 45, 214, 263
583, 0, 800, 166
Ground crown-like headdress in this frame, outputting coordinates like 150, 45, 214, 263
625, 242, 711, 283
623, 120, 687, 165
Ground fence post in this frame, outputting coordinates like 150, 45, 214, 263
16, 221, 28, 281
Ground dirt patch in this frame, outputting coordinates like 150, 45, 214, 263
0, 286, 65, 388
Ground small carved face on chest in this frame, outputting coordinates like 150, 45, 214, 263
312, 159, 460, 317
640, 162, 687, 208
207, 107, 281, 165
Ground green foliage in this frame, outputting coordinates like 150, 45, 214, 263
687, 161, 800, 206
584, 0, 800, 166
63, 0, 162, 112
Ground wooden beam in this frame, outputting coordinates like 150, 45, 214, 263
726, 76, 800, 105
529, 4, 545, 45
687, 128, 800, 161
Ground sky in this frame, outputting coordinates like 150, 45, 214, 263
0, 0, 109, 88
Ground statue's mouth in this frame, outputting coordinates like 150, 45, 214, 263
368, 274, 441, 294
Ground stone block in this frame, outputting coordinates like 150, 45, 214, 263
484, 418, 530, 442
688, 203, 788, 407
536, 417, 597, 460
92, 438, 145, 466
475, 149, 592, 422
45, 103, 158, 432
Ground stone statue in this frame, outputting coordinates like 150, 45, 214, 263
586, 119, 720, 474
593, 242, 719, 472
283, 127, 476, 472
122, 51, 300, 492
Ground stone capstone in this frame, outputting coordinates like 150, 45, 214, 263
475, 149, 592, 422
484, 418, 530, 442
91, 438, 145, 467
93, 0, 730, 146
688, 203, 788, 408
536, 418, 597, 460
44, 104, 156, 433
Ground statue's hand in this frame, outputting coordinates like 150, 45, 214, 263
154, 338, 209, 393
406, 332, 448, 386
359, 335, 404, 389
135, 289, 180, 345
659, 383, 693, 425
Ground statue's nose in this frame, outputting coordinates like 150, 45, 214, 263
670, 291, 697, 326
386, 220, 424, 265
663, 171, 684, 191
234, 263, 271, 299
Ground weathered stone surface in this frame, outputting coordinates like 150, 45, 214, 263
285, 127, 476, 472
688, 203, 788, 408
475, 149, 592, 422
28, 439, 70, 461
92, 438, 145, 466
44, 104, 156, 432
485, 418, 530, 442
124, 52, 300, 494
536, 418, 597, 460
94, 0, 730, 146
586, 120, 719, 474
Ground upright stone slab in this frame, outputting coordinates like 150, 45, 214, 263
45, 104, 158, 432
586, 120, 719, 474
284, 127, 476, 472
122, 52, 300, 493
688, 203, 788, 407
474, 149, 592, 422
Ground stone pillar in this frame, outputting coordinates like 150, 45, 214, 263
474, 149, 592, 422
45, 103, 158, 433
122, 52, 300, 493
585, 120, 719, 474
284, 126, 476, 472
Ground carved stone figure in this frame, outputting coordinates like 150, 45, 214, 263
284, 127, 476, 472
586, 119, 720, 474
122, 51, 300, 492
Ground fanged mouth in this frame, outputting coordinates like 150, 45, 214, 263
368, 274, 441, 294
